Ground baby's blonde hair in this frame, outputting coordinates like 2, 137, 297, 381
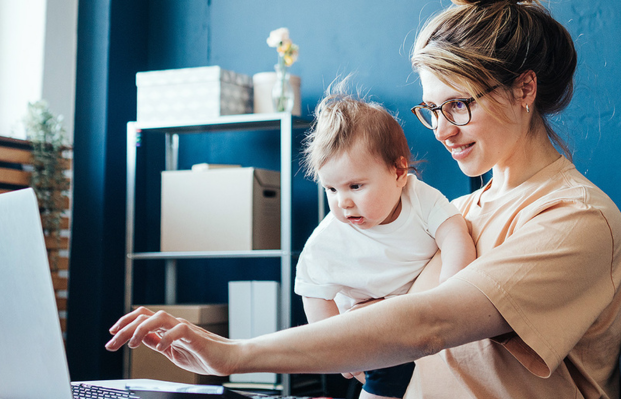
302, 78, 415, 181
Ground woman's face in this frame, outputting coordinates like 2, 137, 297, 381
419, 69, 526, 177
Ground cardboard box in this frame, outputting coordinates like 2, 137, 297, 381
130, 304, 228, 385
228, 281, 280, 384
132, 304, 229, 324
136, 66, 253, 123
161, 167, 281, 252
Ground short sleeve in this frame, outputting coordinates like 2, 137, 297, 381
294, 256, 343, 300
294, 215, 345, 300
410, 177, 460, 237
427, 201, 460, 237
454, 202, 615, 377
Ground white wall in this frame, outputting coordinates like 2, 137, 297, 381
0, 0, 78, 143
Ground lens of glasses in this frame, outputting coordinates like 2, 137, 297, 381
442, 100, 471, 125
414, 107, 437, 129
413, 99, 472, 130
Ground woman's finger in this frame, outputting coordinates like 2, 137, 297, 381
109, 306, 154, 334
142, 331, 164, 350
106, 309, 175, 351
155, 322, 197, 352
128, 310, 181, 348
106, 313, 153, 351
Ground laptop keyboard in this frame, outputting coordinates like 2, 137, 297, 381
72, 383, 140, 399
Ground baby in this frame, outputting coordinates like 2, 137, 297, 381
294, 81, 476, 399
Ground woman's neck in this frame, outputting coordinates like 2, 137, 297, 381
483, 132, 561, 202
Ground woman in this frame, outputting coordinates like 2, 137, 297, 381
106, 0, 621, 397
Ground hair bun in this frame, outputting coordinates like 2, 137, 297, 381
451, 0, 525, 5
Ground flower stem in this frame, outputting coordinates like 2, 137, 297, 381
277, 55, 287, 112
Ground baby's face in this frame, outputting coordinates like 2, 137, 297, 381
318, 142, 407, 229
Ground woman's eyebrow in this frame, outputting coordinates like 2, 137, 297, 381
423, 92, 470, 105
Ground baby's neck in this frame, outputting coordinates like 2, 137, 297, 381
381, 197, 403, 225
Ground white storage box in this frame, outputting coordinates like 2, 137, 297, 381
228, 281, 280, 384
136, 66, 253, 123
161, 167, 280, 252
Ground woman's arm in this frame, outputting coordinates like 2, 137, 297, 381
106, 278, 511, 376
237, 279, 511, 374
303, 296, 366, 383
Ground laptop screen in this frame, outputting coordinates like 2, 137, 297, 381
0, 188, 74, 398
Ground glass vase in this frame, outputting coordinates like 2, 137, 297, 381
272, 62, 294, 113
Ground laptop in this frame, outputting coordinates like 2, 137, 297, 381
0, 189, 252, 399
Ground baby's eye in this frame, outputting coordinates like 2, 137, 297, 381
350, 184, 361, 190
324, 187, 336, 193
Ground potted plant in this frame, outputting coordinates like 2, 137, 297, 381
266, 27, 299, 112
23, 100, 69, 271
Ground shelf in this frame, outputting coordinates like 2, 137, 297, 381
125, 113, 314, 395
129, 249, 298, 260
131, 112, 312, 134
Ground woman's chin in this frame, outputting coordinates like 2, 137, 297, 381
457, 162, 489, 178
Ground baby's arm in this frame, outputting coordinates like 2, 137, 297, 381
434, 214, 476, 283
302, 296, 340, 323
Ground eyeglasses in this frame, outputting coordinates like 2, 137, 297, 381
411, 85, 500, 130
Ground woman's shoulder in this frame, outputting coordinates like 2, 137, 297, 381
541, 157, 618, 214
512, 157, 621, 235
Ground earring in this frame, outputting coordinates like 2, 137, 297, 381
526, 104, 530, 113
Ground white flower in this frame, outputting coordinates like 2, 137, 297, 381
267, 27, 290, 47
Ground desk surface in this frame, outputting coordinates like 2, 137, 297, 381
77, 379, 224, 392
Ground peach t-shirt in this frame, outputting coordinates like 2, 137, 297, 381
408, 157, 621, 398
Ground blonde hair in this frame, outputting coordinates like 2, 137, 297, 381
412, 0, 576, 158
302, 78, 415, 181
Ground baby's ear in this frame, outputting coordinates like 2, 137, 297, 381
395, 157, 409, 186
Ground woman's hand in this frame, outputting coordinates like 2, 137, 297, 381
105, 307, 237, 376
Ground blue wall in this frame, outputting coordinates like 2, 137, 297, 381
550, 2, 621, 203
67, 0, 621, 381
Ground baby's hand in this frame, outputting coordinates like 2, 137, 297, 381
342, 371, 365, 383
346, 298, 385, 313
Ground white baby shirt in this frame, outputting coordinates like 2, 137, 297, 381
294, 174, 460, 312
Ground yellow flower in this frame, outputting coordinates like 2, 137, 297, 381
277, 40, 292, 55
267, 27, 299, 67
283, 46, 299, 66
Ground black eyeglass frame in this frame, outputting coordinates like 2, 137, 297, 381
411, 85, 501, 130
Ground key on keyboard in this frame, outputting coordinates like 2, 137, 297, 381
72, 383, 140, 399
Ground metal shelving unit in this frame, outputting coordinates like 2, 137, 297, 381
124, 112, 314, 394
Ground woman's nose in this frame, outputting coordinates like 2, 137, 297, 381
434, 116, 459, 142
